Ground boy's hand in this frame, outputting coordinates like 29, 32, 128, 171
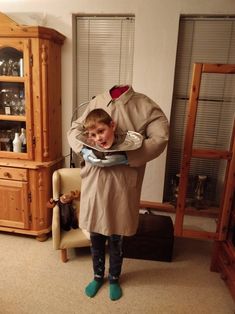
81, 147, 97, 162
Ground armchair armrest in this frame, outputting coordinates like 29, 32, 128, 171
52, 204, 61, 249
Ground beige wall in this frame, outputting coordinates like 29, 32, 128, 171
1, 0, 234, 202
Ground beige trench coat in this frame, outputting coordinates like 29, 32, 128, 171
67, 86, 169, 236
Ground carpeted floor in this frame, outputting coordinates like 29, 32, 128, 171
0, 232, 234, 314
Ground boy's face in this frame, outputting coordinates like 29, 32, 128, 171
87, 121, 116, 149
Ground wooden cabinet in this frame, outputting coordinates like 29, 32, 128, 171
211, 195, 235, 301
0, 13, 65, 240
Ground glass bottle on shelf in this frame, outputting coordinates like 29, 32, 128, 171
12, 60, 20, 76
0, 59, 4, 75
19, 128, 27, 152
7, 59, 14, 76
13, 132, 22, 152
19, 58, 23, 77
1, 60, 7, 76
2, 89, 11, 115
4, 102, 11, 115
5, 130, 13, 151
19, 90, 25, 115
11, 93, 19, 115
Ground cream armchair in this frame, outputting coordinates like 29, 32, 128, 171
52, 168, 90, 262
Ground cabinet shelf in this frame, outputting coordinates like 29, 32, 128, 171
0, 114, 26, 121
0, 151, 27, 159
0, 76, 24, 83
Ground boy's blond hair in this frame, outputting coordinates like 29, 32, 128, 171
84, 108, 113, 130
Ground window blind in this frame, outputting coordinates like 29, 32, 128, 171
164, 17, 235, 205
75, 16, 135, 109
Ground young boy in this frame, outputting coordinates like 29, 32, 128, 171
81, 108, 127, 301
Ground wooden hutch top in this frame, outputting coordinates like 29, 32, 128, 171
0, 12, 65, 44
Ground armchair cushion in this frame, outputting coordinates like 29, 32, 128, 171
60, 228, 90, 249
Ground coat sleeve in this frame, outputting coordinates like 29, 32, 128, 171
126, 101, 169, 167
67, 119, 84, 154
67, 105, 92, 154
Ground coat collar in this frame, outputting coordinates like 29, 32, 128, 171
102, 85, 135, 107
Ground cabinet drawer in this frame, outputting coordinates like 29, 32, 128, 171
0, 167, 27, 181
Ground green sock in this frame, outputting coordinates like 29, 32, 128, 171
85, 279, 103, 298
109, 282, 122, 301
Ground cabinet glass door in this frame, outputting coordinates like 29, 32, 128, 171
0, 39, 32, 159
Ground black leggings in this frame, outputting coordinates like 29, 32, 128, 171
90, 232, 123, 284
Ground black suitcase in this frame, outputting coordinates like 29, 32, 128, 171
123, 213, 174, 262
